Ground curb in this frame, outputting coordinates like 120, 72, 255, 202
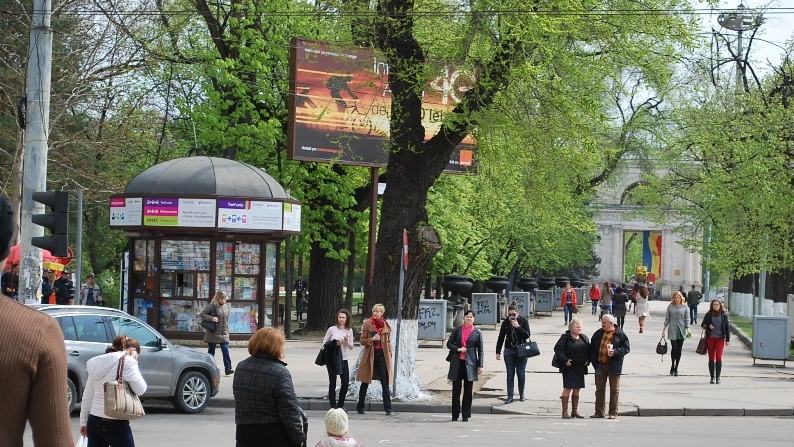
207, 397, 794, 416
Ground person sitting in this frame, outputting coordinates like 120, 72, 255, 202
315, 408, 363, 447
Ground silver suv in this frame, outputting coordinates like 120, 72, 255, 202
37, 305, 220, 414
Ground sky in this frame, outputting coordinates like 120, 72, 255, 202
706, 1, 793, 71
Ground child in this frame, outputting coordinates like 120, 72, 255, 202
315, 408, 363, 447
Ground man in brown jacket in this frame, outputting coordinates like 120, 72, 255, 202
0, 196, 73, 446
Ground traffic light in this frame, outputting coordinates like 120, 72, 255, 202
31, 190, 69, 257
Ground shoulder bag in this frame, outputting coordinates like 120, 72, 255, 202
103, 356, 145, 420
200, 305, 217, 331
517, 338, 541, 358
695, 329, 708, 355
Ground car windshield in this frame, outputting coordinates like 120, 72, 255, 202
108, 316, 160, 347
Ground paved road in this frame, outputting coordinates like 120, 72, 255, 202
39, 406, 794, 447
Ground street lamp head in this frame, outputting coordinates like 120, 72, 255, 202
717, 2, 764, 32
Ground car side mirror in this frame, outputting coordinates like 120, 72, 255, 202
156, 337, 165, 351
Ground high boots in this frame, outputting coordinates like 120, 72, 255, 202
708, 361, 715, 384
715, 361, 722, 384
560, 395, 570, 419
571, 395, 584, 418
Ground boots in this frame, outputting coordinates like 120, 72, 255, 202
571, 395, 584, 418
715, 361, 722, 384
708, 361, 715, 384
560, 395, 570, 419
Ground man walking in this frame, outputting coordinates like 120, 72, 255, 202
80, 274, 103, 306
686, 285, 702, 324
1, 263, 19, 300
589, 314, 630, 419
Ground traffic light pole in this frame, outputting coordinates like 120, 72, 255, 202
19, 0, 53, 301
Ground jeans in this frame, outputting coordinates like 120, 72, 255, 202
327, 360, 350, 409
706, 337, 726, 361
208, 342, 232, 371
87, 414, 135, 447
451, 362, 473, 419
689, 304, 698, 324
357, 350, 391, 413
503, 352, 527, 397
591, 300, 599, 315
563, 304, 573, 323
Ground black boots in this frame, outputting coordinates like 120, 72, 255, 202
708, 361, 715, 383
715, 361, 722, 384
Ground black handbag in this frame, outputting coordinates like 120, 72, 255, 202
516, 339, 540, 358
656, 337, 668, 361
551, 353, 560, 368
315, 344, 326, 366
200, 320, 217, 331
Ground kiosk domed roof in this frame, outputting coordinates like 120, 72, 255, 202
124, 156, 288, 199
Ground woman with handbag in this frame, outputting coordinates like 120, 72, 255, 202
79, 335, 147, 447
356, 303, 393, 415
495, 305, 531, 404
553, 318, 590, 418
701, 299, 730, 384
662, 291, 691, 376
447, 310, 484, 422
322, 308, 355, 410
201, 291, 234, 375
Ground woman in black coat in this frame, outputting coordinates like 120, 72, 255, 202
701, 299, 730, 384
495, 305, 530, 403
446, 310, 483, 422
553, 318, 590, 419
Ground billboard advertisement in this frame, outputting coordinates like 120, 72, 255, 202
288, 38, 476, 173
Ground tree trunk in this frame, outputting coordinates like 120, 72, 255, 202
305, 240, 344, 331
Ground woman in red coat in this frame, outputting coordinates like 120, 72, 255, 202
561, 282, 578, 326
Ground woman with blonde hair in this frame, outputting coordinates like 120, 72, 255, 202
201, 291, 233, 375
553, 318, 590, 418
234, 328, 306, 447
662, 291, 690, 376
356, 303, 393, 415
635, 285, 651, 333
79, 335, 147, 447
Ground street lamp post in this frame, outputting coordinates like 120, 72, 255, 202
717, 2, 764, 314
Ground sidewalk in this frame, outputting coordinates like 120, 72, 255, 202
208, 300, 794, 416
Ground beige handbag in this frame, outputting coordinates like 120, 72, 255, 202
103, 356, 145, 420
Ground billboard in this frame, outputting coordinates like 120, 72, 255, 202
288, 38, 476, 173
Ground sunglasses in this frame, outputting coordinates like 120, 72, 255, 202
508, 313, 518, 317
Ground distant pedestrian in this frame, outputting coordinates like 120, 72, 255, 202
611, 287, 629, 330
600, 282, 613, 317
554, 318, 590, 419
53, 270, 75, 305
560, 282, 577, 326
635, 285, 651, 333
1, 262, 19, 300
315, 408, 363, 447
446, 310, 483, 422
40, 269, 55, 304
686, 285, 703, 324
356, 303, 393, 415
662, 291, 690, 376
589, 314, 630, 419
589, 283, 601, 315
495, 305, 531, 403
201, 291, 234, 375
323, 309, 354, 410
701, 299, 730, 384
80, 274, 103, 306
234, 327, 306, 447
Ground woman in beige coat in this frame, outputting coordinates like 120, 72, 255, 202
201, 291, 233, 375
356, 303, 393, 415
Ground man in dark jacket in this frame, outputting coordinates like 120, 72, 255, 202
40, 269, 54, 304
686, 285, 703, 324
1, 263, 19, 300
588, 314, 630, 419
53, 270, 75, 305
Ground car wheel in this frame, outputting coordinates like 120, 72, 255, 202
172, 371, 210, 414
67, 377, 77, 413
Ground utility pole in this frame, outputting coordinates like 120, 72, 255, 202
19, 0, 53, 301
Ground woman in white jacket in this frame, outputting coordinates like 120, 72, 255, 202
79, 335, 147, 447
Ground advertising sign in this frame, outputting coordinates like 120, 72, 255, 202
143, 198, 216, 227
217, 200, 282, 230
109, 197, 143, 226
289, 38, 476, 173
283, 203, 302, 232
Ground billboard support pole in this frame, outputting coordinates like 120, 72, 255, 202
363, 167, 378, 320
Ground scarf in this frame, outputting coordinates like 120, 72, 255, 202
460, 324, 474, 360
371, 317, 384, 350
